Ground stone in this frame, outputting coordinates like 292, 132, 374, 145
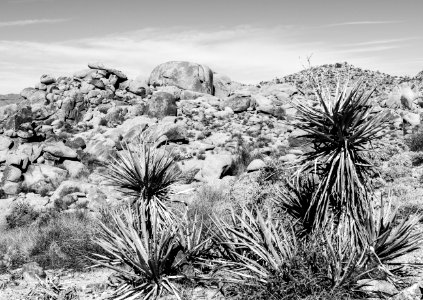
0, 136, 13, 150
2, 181, 21, 195
73, 68, 96, 79
127, 80, 147, 96
23, 164, 68, 193
22, 262, 46, 282
43, 142, 78, 159
28, 90, 46, 104
222, 95, 251, 112
88, 62, 128, 80
402, 112, 420, 126
279, 153, 298, 162
391, 283, 421, 300
358, 279, 398, 296
151, 123, 188, 143
197, 154, 233, 182
62, 160, 87, 178
386, 87, 402, 108
20, 87, 37, 99
149, 61, 213, 94
147, 92, 177, 119
2, 165, 22, 182
247, 159, 266, 172
6, 152, 29, 168
40, 74, 56, 85
213, 73, 232, 98
400, 84, 416, 110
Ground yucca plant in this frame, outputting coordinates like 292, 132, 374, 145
104, 130, 182, 225
361, 197, 423, 264
293, 77, 389, 230
93, 202, 185, 300
212, 206, 297, 285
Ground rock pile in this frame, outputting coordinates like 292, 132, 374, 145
0, 60, 420, 213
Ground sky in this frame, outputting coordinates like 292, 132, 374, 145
0, 0, 422, 94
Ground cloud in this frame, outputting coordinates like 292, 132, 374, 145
320, 20, 404, 28
0, 26, 419, 94
0, 18, 69, 27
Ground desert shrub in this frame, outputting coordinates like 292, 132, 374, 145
29, 210, 104, 270
6, 201, 39, 229
187, 185, 229, 231
0, 226, 35, 270
412, 152, 423, 166
406, 130, 423, 151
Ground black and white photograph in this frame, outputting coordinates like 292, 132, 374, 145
0, 0, 422, 299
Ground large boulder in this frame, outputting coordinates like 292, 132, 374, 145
222, 94, 251, 112
23, 164, 68, 193
197, 154, 233, 182
213, 73, 232, 98
149, 61, 213, 94
43, 142, 78, 159
146, 92, 177, 119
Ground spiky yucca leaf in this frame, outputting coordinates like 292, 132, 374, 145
274, 174, 320, 237
92, 202, 185, 300
212, 206, 297, 284
293, 77, 389, 229
362, 197, 423, 263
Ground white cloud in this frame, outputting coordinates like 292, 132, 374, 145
0, 18, 69, 27
320, 21, 404, 28
0, 26, 419, 93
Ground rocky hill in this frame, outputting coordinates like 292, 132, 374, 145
0, 60, 422, 209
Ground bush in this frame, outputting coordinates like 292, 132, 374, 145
406, 130, 423, 151
6, 201, 39, 229
29, 210, 105, 270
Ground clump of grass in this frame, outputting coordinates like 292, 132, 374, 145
29, 210, 105, 270
0, 210, 106, 272
6, 201, 39, 229
406, 129, 423, 151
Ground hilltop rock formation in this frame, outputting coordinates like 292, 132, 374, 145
149, 61, 214, 94
0, 61, 422, 215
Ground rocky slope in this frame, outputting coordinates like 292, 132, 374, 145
0, 61, 422, 203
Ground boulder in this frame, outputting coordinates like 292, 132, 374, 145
40, 74, 56, 85
2, 165, 22, 182
213, 73, 232, 98
400, 84, 416, 110
127, 80, 147, 96
2, 181, 21, 195
247, 159, 266, 172
197, 154, 232, 182
28, 90, 46, 104
391, 283, 421, 300
43, 142, 78, 159
402, 112, 420, 126
146, 92, 177, 119
358, 279, 398, 296
149, 61, 213, 94
386, 88, 402, 108
0, 136, 13, 151
20, 87, 37, 99
222, 94, 251, 112
88, 62, 128, 80
23, 164, 68, 193
62, 160, 87, 178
